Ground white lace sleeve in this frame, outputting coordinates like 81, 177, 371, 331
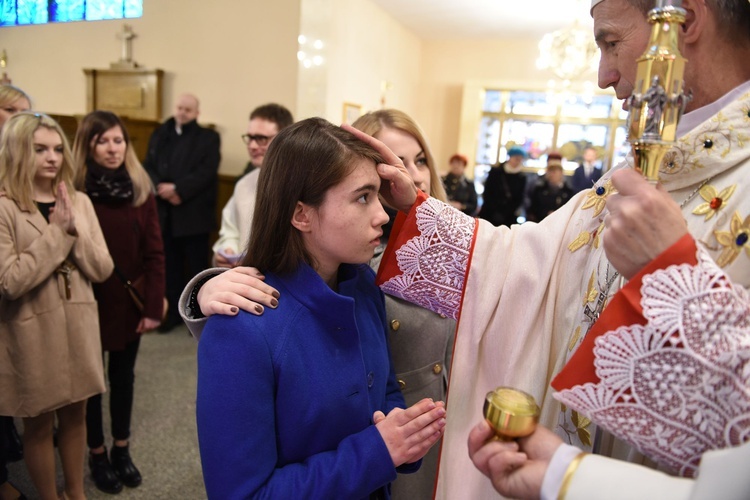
554, 247, 750, 477
379, 198, 476, 320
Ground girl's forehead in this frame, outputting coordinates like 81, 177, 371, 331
34, 126, 62, 142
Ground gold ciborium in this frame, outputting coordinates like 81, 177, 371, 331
483, 387, 540, 441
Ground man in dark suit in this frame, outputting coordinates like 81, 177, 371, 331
144, 93, 221, 332
570, 146, 603, 193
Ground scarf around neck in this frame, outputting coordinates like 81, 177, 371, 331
85, 161, 134, 203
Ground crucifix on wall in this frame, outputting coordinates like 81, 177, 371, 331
84, 22, 164, 122
112, 24, 139, 69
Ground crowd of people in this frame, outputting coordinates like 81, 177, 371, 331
444, 147, 600, 225
1, 0, 749, 498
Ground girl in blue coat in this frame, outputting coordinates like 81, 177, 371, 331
196, 118, 446, 499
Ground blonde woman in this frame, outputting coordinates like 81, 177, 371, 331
0, 85, 31, 129
0, 83, 32, 500
0, 112, 113, 500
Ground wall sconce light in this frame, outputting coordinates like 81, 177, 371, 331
297, 35, 325, 69
1, 50, 12, 84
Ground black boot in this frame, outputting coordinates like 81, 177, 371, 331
110, 444, 142, 488
89, 448, 123, 494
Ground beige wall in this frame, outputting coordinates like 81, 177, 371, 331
295, 0, 423, 124
416, 38, 551, 175
1, 0, 301, 175
325, 0, 422, 120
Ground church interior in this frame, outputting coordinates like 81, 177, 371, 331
1, 0, 624, 497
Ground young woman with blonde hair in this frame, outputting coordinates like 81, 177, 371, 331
0, 82, 33, 500
0, 85, 32, 130
0, 112, 113, 500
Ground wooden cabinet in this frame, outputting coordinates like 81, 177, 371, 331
84, 68, 164, 122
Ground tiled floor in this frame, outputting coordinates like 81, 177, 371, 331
7, 325, 207, 499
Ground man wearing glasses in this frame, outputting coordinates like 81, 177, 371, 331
212, 103, 293, 267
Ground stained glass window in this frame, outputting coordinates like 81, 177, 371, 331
0, 0, 143, 26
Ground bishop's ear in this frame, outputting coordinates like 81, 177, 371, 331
678, 0, 708, 44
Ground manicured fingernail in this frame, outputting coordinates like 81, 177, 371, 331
270, 298, 278, 308
230, 306, 238, 314
254, 305, 263, 313
272, 291, 280, 299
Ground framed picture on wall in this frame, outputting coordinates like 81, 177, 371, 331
342, 102, 362, 125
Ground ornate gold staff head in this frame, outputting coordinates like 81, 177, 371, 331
483, 387, 540, 440
626, 0, 691, 182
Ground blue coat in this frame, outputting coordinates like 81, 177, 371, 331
197, 262, 417, 499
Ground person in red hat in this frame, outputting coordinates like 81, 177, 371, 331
442, 153, 477, 216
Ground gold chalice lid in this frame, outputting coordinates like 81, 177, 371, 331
483, 387, 540, 440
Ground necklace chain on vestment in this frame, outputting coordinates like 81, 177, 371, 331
585, 173, 715, 333
678, 174, 718, 209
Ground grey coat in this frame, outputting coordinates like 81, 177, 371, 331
371, 250, 455, 500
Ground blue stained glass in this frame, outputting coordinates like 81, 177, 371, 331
560, 95, 613, 119
1, 0, 142, 26
17, 0, 48, 25
0, 0, 18, 25
125, 0, 143, 18
505, 91, 557, 116
87, 0, 125, 21
52, 0, 84, 22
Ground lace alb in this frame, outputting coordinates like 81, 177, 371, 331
555, 247, 750, 477
380, 198, 475, 320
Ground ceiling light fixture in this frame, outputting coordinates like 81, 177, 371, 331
535, 18, 598, 81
